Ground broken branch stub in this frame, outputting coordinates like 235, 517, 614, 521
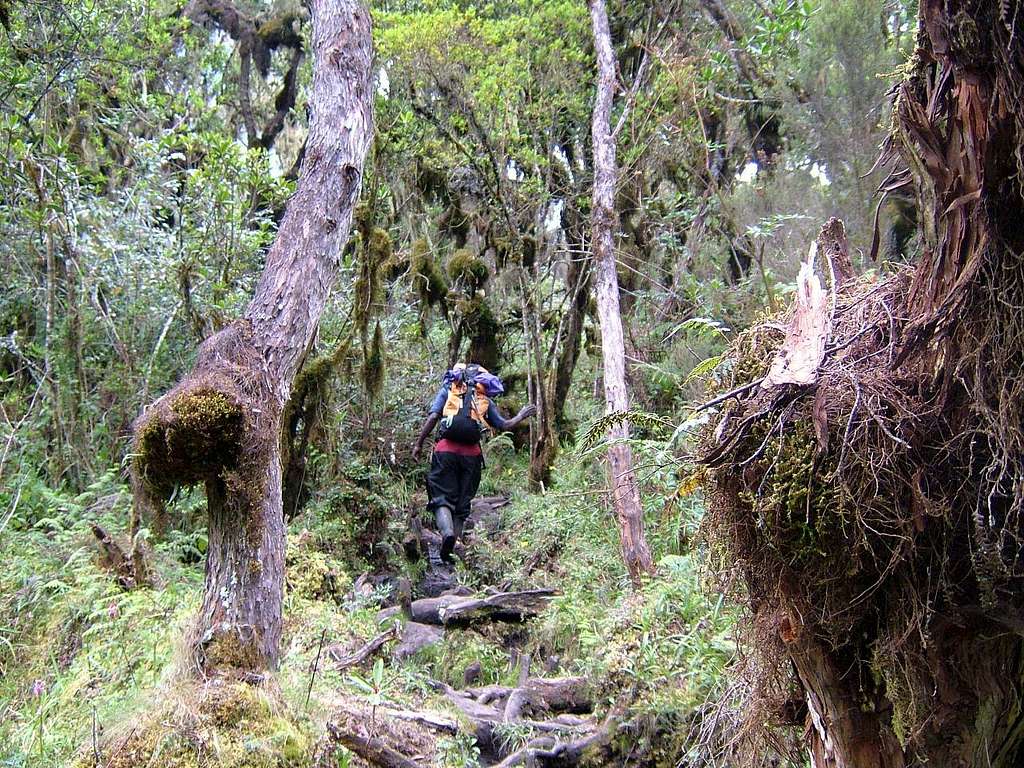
761, 242, 831, 389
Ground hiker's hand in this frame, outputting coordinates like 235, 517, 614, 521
518, 404, 538, 420
412, 442, 423, 461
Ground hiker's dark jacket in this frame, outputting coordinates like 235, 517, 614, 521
425, 386, 507, 522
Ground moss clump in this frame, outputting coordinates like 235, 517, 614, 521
736, 417, 844, 562
723, 326, 782, 390
521, 234, 537, 269
369, 226, 392, 262
361, 321, 385, 401
447, 248, 489, 290
285, 533, 351, 602
136, 388, 244, 489
411, 239, 449, 308
438, 201, 469, 243
415, 159, 448, 200
491, 234, 511, 270
85, 681, 313, 768
291, 353, 336, 399
354, 227, 387, 341
203, 632, 265, 672
458, 296, 500, 371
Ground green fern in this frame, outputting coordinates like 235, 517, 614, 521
575, 410, 674, 457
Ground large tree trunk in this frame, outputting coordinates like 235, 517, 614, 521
588, 0, 654, 586
702, 3, 1024, 766
131, 0, 373, 676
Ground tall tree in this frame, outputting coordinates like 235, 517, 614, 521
130, 0, 373, 676
589, 0, 654, 586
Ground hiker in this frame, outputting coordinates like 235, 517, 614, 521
412, 363, 536, 564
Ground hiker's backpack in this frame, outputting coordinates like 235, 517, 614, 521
438, 364, 502, 445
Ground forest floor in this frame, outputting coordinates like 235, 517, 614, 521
0, 453, 732, 767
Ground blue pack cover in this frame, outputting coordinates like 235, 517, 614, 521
442, 367, 505, 397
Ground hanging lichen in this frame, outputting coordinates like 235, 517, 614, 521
410, 238, 449, 312
361, 320, 385, 402
353, 214, 390, 344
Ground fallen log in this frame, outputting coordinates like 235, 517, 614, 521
523, 677, 593, 715
443, 681, 597, 761
491, 712, 620, 768
408, 589, 555, 626
325, 722, 420, 768
467, 676, 593, 718
380, 708, 459, 734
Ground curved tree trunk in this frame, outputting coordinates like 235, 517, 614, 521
131, 0, 373, 676
589, 0, 654, 586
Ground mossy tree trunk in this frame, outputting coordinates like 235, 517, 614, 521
719, 2, 1024, 765
589, 0, 654, 586
131, 0, 373, 676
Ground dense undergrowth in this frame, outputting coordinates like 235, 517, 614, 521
1, 438, 733, 767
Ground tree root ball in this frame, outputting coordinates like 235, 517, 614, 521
135, 386, 245, 491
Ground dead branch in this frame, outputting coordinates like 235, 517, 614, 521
409, 589, 556, 626
328, 625, 398, 670
325, 722, 421, 768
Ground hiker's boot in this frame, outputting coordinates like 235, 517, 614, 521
436, 505, 456, 564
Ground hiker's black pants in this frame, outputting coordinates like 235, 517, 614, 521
427, 450, 483, 537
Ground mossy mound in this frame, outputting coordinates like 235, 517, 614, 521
135, 387, 244, 489
361, 321, 385, 401
82, 681, 313, 768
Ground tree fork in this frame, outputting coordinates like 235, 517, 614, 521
131, 0, 373, 676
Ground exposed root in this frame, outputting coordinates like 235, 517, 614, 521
699, 214, 1024, 764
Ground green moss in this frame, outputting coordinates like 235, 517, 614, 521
285, 535, 351, 602
415, 160, 448, 200
87, 682, 313, 768
715, 326, 853, 565
411, 239, 449, 308
447, 248, 489, 289
369, 227, 392, 262
459, 296, 500, 370
492, 235, 511, 270
136, 388, 244, 489
361, 321, 385, 401
203, 633, 264, 672
291, 353, 335, 398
